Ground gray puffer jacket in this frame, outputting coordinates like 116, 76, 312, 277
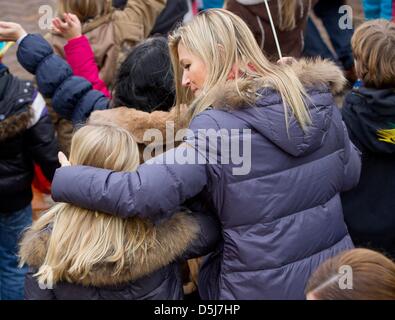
51, 59, 360, 299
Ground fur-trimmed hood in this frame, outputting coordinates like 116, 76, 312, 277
89, 105, 189, 146
89, 58, 346, 158
0, 109, 33, 143
19, 212, 199, 287
209, 58, 347, 157
211, 58, 346, 111
0, 69, 35, 142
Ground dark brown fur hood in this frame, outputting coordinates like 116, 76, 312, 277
19, 212, 199, 287
210, 58, 347, 110
0, 109, 33, 143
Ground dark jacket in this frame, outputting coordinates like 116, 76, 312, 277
20, 210, 220, 300
150, 0, 188, 35
0, 66, 59, 213
225, 0, 316, 61
51, 59, 360, 299
341, 86, 395, 259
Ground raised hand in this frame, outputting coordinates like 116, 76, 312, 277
52, 13, 82, 41
0, 21, 27, 42
58, 152, 71, 167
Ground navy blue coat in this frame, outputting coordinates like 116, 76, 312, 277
17, 34, 109, 125
342, 86, 395, 259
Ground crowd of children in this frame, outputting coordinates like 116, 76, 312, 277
0, 0, 394, 300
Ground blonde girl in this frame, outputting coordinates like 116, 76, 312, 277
19, 124, 219, 300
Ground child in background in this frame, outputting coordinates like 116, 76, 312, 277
341, 19, 395, 259
0, 40, 59, 300
52, 13, 110, 97
48, 0, 165, 87
45, 0, 166, 154
19, 124, 220, 300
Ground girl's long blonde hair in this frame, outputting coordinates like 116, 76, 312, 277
57, 0, 111, 22
19, 124, 156, 286
169, 9, 311, 131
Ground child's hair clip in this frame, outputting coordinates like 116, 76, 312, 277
0, 42, 15, 59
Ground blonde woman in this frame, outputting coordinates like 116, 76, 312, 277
50, 9, 360, 299
19, 124, 220, 300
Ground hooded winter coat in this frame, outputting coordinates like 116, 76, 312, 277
0, 66, 59, 213
50, 59, 360, 300
20, 211, 220, 300
341, 86, 395, 259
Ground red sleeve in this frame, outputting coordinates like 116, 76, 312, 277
64, 35, 111, 98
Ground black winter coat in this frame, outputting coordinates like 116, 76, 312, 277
0, 66, 59, 213
342, 86, 395, 259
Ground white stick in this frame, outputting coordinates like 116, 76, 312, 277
263, 0, 283, 59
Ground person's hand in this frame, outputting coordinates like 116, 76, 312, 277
0, 21, 27, 42
52, 13, 82, 41
58, 152, 71, 167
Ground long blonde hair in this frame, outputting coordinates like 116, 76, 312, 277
19, 124, 156, 286
57, 0, 111, 22
169, 9, 311, 131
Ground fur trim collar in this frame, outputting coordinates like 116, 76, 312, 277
0, 109, 33, 143
90, 106, 189, 146
210, 58, 346, 110
19, 212, 199, 287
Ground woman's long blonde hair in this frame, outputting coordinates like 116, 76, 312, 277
19, 124, 156, 286
57, 0, 111, 22
169, 9, 311, 131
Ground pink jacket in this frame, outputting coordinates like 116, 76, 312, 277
64, 36, 111, 98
